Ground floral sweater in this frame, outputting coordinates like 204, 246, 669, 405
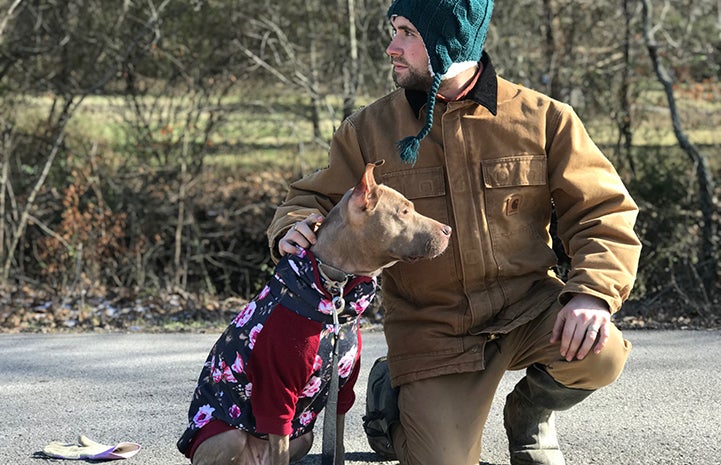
177, 249, 377, 457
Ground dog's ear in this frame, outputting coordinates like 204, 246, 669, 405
350, 162, 382, 211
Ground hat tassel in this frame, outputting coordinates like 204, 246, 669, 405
397, 73, 442, 165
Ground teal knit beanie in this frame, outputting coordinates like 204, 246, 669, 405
387, 0, 494, 164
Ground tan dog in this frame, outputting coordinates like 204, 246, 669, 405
180, 161, 451, 465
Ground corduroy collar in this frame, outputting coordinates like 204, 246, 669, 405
405, 51, 498, 118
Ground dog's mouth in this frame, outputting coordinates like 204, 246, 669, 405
395, 234, 450, 264
400, 247, 448, 263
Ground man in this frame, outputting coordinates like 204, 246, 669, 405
267, 0, 641, 464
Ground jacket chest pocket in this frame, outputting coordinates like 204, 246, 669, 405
481, 154, 556, 276
381, 167, 449, 221
481, 154, 549, 216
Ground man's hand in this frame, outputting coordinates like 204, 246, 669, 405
551, 294, 611, 362
278, 213, 324, 257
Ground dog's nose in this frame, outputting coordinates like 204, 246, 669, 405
442, 225, 452, 236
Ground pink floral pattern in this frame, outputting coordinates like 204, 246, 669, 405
231, 352, 244, 374
312, 355, 323, 372
228, 404, 241, 419
338, 346, 358, 378
193, 404, 215, 428
351, 295, 371, 314
300, 376, 322, 397
233, 301, 256, 328
299, 411, 316, 426
318, 299, 334, 315
248, 324, 263, 349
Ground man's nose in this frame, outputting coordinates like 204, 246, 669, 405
385, 37, 401, 57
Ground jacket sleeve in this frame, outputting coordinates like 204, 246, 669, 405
266, 120, 371, 262
547, 104, 642, 313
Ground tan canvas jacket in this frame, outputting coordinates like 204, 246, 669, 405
267, 55, 641, 386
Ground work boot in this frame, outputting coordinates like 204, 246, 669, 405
362, 357, 399, 460
504, 364, 594, 465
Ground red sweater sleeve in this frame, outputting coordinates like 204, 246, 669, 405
247, 306, 322, 436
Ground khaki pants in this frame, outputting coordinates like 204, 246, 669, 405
391, 300, 631, 465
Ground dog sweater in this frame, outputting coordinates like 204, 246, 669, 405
177, 249, 377, 457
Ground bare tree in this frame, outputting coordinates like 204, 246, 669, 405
1, 103, 71, 283
616, 0, 636, 175
640, 0, 718, 300
341, 0, 360, 120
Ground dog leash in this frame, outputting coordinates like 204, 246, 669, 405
321, 274, 347, 465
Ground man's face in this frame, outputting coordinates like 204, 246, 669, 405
385, 16, 433, 91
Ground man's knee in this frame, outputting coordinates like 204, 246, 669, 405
550, 325, 631, 390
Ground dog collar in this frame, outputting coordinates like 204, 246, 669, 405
268, 250, 378, 325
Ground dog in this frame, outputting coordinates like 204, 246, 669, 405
177, 161, 451, 465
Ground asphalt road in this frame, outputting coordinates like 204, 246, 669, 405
1, 329, 719, 465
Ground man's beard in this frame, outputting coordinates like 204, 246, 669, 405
392, 61, 433, 92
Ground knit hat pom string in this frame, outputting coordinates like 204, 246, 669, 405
398, 72, 442, 165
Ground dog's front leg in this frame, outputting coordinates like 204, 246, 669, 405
268, 433, 290, 465
335, 413, 346, 465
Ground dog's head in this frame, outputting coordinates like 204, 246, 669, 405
316, 161, 451, 276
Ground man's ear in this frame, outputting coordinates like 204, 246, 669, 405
350, 161, 384, 211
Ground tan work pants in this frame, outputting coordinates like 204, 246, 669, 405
391, 300, 632, 465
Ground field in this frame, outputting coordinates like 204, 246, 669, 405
19, 78, 721, 174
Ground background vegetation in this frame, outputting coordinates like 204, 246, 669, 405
0, 0, 719, 331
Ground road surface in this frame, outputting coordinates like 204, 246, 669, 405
1, 329, 719, 464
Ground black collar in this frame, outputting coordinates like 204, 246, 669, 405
405, 52, 498, 117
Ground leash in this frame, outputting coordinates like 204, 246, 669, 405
320, 273, 347, 465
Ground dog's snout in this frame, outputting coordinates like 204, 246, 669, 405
441, 225, 452, 237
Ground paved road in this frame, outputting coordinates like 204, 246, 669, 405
1, 329, 719, 465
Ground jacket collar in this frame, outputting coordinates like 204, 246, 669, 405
405, 52, 498, 117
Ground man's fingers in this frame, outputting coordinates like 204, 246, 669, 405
294, 221, 316, 244
278, 215, 325, 257
558, 318, 578, 360
561, 320, 610, 361
575, 326, 600, 360
279, 239, 304, 257
594, 322, 611, 354
306, 213, 324, 226
563, 323, 587, 361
